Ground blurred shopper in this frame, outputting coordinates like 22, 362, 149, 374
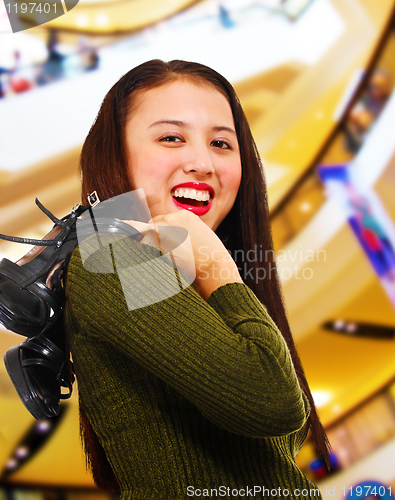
6, 50, 34, 95
218, 2, 235, 28
344, 68, 392, 152
37, 30, 64, 85
81, 48, 99, 72
0, 67, 7, 98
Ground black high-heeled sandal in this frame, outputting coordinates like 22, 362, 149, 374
1, 193, 142, 419
0, 200, 87, 337
4, 317, 74, 419
0, 195, 142, 338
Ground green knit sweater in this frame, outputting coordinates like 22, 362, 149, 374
65, 234, 322, 500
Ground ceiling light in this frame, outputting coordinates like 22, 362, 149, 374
311, 390, 331, 407
300, 202, 311, 212
36, 420, 52, 433
323, 320, 395, 339
0, 407, 67, 479
333, 320, 345, 330
15, 446, 29, 459
5, 459, 18, 471
76, 15, 88, 27
96, 13, 108, 26
345, 322, 357, 333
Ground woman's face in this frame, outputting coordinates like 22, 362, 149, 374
125, 79, 242, 231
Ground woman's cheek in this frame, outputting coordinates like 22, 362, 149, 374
226, 167, 242, 195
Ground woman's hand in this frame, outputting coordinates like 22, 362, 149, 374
123, 210, 243, 300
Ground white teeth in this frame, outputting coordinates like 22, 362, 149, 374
171, 188, 211, 201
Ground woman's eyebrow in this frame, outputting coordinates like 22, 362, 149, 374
212, 126, 236, 136
148, 119, 186, 129
148, 120, 236, 136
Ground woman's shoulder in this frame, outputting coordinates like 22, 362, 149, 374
66, 232, 190, 313
70, 232, 162, 274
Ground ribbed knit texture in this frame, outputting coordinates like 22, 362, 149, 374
66, 235, 322, 499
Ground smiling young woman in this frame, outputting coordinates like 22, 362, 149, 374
124, 80, 242, 231
65, 59, 330, 499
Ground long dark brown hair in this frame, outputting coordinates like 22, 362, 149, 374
78, 59, 330, 491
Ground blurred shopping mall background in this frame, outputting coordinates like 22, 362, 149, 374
1, 0, 395, 498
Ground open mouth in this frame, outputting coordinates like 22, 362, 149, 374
171, 188, 211, 208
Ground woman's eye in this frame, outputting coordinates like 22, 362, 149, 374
159, 135, 182, 143
211, 140, 231, 150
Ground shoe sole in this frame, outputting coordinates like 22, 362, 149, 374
4, 344, 58, 419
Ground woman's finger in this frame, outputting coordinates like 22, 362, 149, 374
118, 219, 157, 233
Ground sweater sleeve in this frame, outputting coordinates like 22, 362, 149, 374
67, 234, 309, 438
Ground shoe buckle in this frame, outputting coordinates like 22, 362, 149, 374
71, 202, 82, 213
87, 191, 100, 207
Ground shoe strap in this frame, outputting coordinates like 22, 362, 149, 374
0, 259, 64, 312
23, 357, 74, 399
0, 233, 57, 246
22, 335, 66, 364
19, 214, 79, 288
35, 198, 67, 227
28, 280, 64, 313
21, 336, 75, 398
0, 200, 82, 246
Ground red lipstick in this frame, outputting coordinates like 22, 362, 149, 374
171, 182, 214, 216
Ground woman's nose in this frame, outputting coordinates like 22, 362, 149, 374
183, 148, 214, 176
